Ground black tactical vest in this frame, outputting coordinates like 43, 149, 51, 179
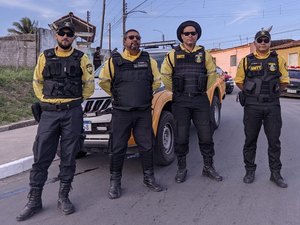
172, 46, 207, 97
42, 48, 84, 99
244, 51, 281, 102
110, 51, 153, 111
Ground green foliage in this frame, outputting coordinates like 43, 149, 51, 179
7, 17, 38, 35
0, 67, 37, 125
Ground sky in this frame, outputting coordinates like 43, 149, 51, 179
1, 0, 300, 51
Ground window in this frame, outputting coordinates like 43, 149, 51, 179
288, 53, 298, 66
230, 55, 237, 66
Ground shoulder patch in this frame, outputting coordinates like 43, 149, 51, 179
86, 64, 93, 74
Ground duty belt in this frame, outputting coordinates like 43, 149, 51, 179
181, 92, 204, 97
40, 99, 82, 111
247, 96, 278, 103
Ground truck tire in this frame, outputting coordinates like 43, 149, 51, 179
154, 111, 175, 166
211, 95, 221, 129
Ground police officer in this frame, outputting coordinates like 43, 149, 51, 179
16, 22, 95, 221
99, 29, 163, 199
235, 29, 289, 188
93, 46, 102, 70
161, 20, 223, 183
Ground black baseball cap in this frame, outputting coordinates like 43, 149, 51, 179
57, 21, 75, 33
176, 20, 202, 43
254, 30, 271, 40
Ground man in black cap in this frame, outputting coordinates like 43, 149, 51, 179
235, 29, 289, 188
93, 46, 103, 70
161, 20, 223, 183
16, 21, 95, 221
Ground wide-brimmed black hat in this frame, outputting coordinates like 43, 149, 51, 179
254, 30, 271, 40
176, 20, 201, 43
57, 21, 75, 33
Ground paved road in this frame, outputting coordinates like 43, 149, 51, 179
0, 90, 300, 225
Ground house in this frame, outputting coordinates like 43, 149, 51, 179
271, 40, 300, 66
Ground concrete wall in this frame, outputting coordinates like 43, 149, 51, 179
37, 28, 56, 54
0, 34, 37, 68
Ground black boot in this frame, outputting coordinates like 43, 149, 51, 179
108, 172, 122, 199
175, 156, 187, 183
202, 157, 223, 181
16, 187, 43, 221
270, 172, 288, 188
143, 170, 163, 192
58, 182, 75, 215
141, 151, 163, 192
243, 170, 255, 184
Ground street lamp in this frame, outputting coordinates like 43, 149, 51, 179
153, 29, 165, 42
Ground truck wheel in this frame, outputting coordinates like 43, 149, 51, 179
154, 111, 175, 166
211, 95, 221, 129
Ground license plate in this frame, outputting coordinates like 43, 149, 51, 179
287, 89, 297, 94
83, 120, 92, 132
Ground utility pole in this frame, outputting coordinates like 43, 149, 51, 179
108, 23, 111, 52
99, 0, 106, 49
122, 0, 127, 37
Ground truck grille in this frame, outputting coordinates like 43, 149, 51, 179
83, 97, 112, 113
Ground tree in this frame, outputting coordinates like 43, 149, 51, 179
7, 17, 38, 35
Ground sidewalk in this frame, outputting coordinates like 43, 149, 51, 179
0, 120, 37, 180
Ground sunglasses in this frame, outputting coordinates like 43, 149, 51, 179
57, 30, 75, 38
182, 32, 197, 36
127, 35, 141, 40
256, 38, 270, 44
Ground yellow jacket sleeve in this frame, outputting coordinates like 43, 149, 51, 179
205, 51, 218, 90
278, 55, 290, 84
81, 54, 95, 99
32, 53, 46, 101
234, 57, 246, 84
150, 57, 161, 91
99, 58, 113, 96
160, 50, 175, 91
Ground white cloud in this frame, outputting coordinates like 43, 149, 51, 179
227, 10, 259, 25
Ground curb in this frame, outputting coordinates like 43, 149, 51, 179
0, 156, 33, 180
0, 119, 37, 133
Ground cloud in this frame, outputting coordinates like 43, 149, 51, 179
227, 10, 259, 25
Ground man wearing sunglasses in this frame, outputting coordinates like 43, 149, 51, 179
16, 21, 95, 221
235, 29, 289, 188
161, 20, 223, 183
99, 29, 163, 199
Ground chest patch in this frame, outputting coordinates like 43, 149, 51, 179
176, 54, 185, 59
133, 61, 148, 69
249, 62, 263, 71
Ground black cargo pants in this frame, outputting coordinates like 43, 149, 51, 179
243, 103, 282, 172
110, 108, 153, 175
29, 105, 83, 188
172, 95, 215, 158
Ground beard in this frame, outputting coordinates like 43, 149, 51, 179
57, 40, 72, 50
129, 43, 140, 51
